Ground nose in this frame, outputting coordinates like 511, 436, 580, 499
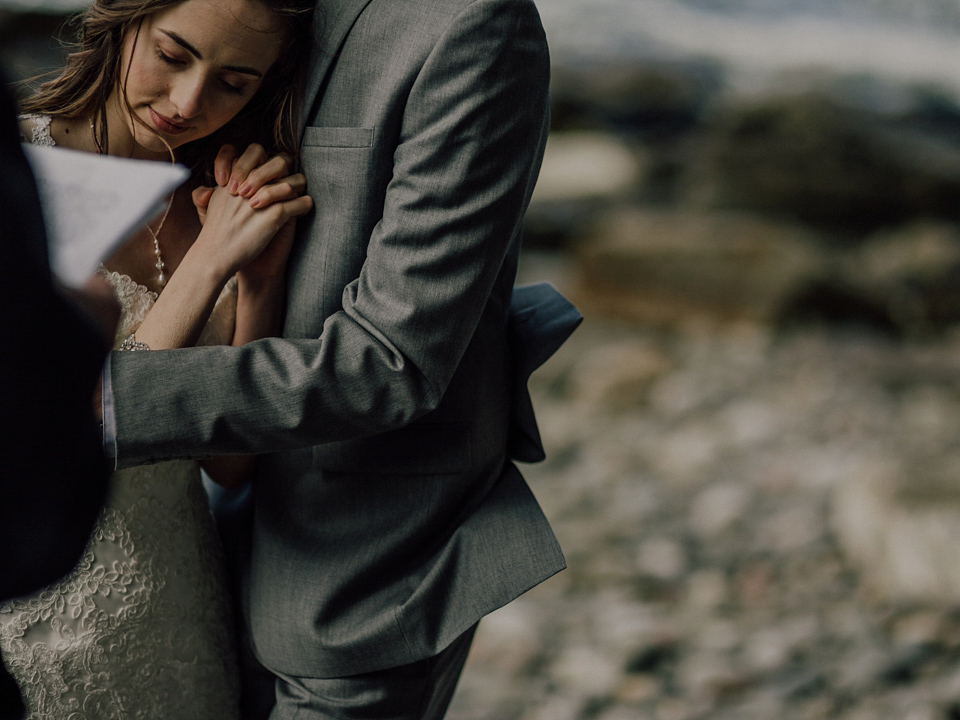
170, 72, 206, 119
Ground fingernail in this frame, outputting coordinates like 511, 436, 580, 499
228, 180, 238, 193
250, 197, 261, 208
239, 183, 251, 196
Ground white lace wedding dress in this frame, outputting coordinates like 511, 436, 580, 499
0, 117, 241, 719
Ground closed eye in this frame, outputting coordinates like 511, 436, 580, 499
155, 47, 185, 66
220, 79, 247, 95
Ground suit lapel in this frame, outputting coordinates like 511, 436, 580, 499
298, 0, 376, 142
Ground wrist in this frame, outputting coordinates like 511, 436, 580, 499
237, 270, 285, 297
189, 229, 240, 285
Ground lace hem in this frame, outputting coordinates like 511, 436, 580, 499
0, 460, 240, 719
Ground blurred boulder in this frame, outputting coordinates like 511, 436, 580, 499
574, 208, 827, 324
684, 93, 960, 237
778, 221, 960, 335
550, 61, 721, 138
565, 338, 672, 412
525, 130, 646, 248
841, 221, 960, 334
532, 131, 644, 204
833, 452, 960, 603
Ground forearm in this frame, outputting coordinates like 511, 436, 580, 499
206, 274, 285, 487
233, 273, 286, 345
132, 243, 230, 349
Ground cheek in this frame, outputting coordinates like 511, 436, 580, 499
206, 95, 255, 131
124, 53, 164, 98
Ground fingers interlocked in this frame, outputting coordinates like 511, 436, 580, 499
212, 144, 305, 213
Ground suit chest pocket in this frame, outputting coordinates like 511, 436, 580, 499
299, 126, 378, 199
299, 126, 380, 238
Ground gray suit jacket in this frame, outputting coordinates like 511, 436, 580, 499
110, 0, 565, 677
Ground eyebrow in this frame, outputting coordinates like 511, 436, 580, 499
159, 29, 265, 77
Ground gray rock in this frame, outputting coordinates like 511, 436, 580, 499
840, 221, 960, 334
690, 482, 752, 537
575, 208, 827, 324
832, 452, 960, 603
684, 92, 960, 235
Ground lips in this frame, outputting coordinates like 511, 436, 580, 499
148, 107, 190, 135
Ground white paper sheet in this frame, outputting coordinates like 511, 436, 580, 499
23, 144, 190, 288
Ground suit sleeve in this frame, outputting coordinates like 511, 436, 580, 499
110, 0, 550, 467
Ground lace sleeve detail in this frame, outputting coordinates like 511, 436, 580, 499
97, 267, 237, 349
19, 114, 55, 147
98, 267, 159, 349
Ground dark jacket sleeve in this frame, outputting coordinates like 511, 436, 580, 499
0, 77, 110, 601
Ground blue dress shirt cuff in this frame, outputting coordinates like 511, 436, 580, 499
101, 354, 117, 460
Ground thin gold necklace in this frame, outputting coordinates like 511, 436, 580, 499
90, 116, 170, 289
145, 196, 173, 288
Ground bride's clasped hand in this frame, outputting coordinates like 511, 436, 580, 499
191, 143, 310, 283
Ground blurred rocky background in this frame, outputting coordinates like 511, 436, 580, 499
453, 2, 960, 719
8, 0, 960, 717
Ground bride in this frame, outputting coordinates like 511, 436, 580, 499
0, 0, 314, 715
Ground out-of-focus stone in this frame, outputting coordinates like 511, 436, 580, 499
597, 708, 655, 720
522, 695, 582, 720
466, 603, 543, 677
525, 130, 646, 248
832, 453, 960, 602
616, 674, 662, 704
684, 569, 729, 610
690, 482, 751, 537
675, 650, 747, 702
743, 616, 819, 674
655, 697, 694, 720
757, 504, 825, 552
718, 398, 784, 448
685, 93, 960, 236
834, 644, 890, 692
551, 645, 624, 697
743, 626, 793, 673
566, 339, 672, 412
550, 61, 720, 137
636, 537, 687, 581
734, 561, 777, 610
891, 611, 945, 647
531, 131, 643, 204
695, 618, 741, 652
650, 420, 724, 485
575, 208, 827, 324
840, 221, 960, 334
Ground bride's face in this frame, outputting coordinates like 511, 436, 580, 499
110, 0, 284, 160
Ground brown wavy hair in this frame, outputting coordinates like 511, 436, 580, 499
21, 0, 314, 175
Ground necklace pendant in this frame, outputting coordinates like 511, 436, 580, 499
147, 191, 173, 290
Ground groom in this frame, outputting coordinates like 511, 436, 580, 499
108, 0, 569, 716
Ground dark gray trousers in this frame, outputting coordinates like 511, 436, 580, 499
242, 624, 477, 720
